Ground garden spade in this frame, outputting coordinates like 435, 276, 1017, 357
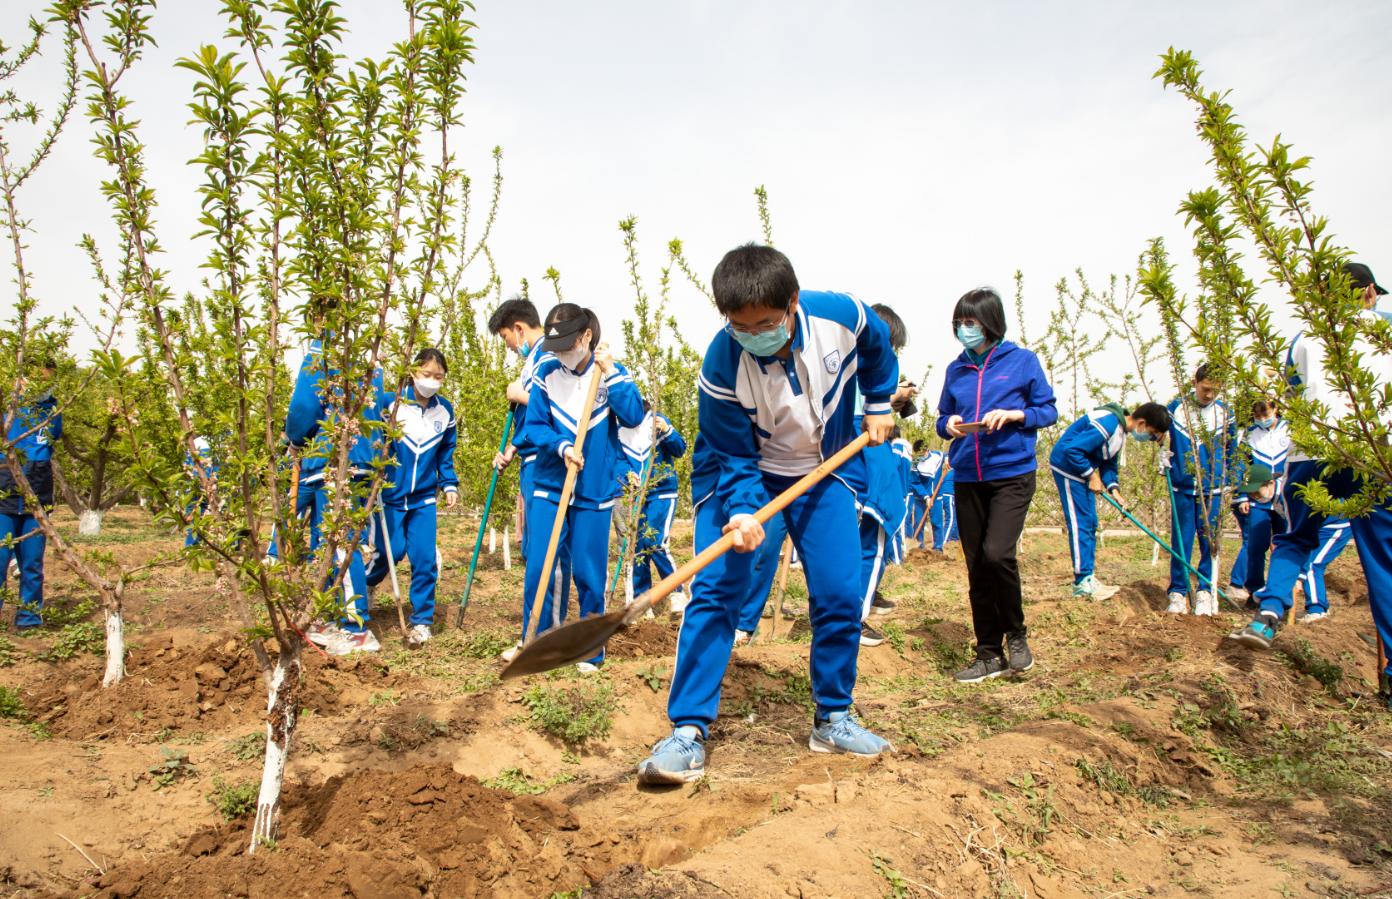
502, 431, 873, 679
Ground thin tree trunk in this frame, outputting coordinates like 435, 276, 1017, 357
250, 642, 301, 853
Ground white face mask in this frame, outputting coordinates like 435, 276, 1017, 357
414, 375, 442, 398
556, 339, 590, 371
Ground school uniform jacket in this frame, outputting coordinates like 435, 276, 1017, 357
1283, 318, 1392, 464
509, 341, 552, 467
1048, 406, 1126, 490
285, 339, 387, 484
520, 356, 646, 510
1230, 419, 1290, 511
1163, 395, 1236, 495
619, 412, 687, 498
0, 391, 61, 515
692, 290, 899, 520
381, 386, 459, 510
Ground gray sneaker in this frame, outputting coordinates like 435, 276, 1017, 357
808, 711, 893, 757
1006, 633, 1033, 672
637, 726, 706, 784
954, 653, 1008, 684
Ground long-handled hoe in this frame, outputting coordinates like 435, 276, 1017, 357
1100, 490, 1240, 611
503, 432, 873, 678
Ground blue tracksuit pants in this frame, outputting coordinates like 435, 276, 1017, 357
633, 492, 679, 597
858, 513, 890, 621
522, 497, 604, 663
734, 507, 789, 633
366, 504, 440, 626
1167, 490, 1223, 596
931, 494, 958, 551
1229, 506, 1250, 589
1256, 461, 1392, 677
0, 512, 44, 628
1236, 504, 1280, 593
1299, 520, 1353, 614
1054, 473, 1097, 585
296, 481, 371, 633
907, 496, 929, 548
669, 474, 863, 734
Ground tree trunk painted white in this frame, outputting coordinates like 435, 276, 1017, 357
250, 646, 301, 853
488, 527, 496, 554
78, 509, 104, 537
102, 610, 125, 687
1151, 541, 1160, 567
623, 558, 634, 608
502, 528, 511, 571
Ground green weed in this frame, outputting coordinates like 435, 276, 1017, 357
870, 854, 910, 898
207, 776, 257, 820
1280, 639, 1344, 694
0, 685, 27, 720
483, 767, 577, 795
148, 747, 197, 789
227, 730, 267, 761
523, 678, 618, 745
38, 621, 105, 661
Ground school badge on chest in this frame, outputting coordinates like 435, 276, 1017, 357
434, 421, 443, 433
596, 387, 609, 406
823, 350, 841, 375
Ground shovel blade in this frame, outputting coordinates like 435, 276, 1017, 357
499, 608, 629, 679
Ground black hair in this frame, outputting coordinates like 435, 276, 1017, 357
870, 303, 908, 352
951, 288, 1007, 344
1252, 396, 1278, 417
546, 303, 601, 348
711, 243, 800, 315
488, 296, 541, 334
912, 439, 926, 453
889, 424, 902, 440
1130, 401, 1170, 433
415, 347, 448, 374
1193, 361, 1222, 384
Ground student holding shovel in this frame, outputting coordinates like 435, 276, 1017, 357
638, 244, 899, 785
1048, 402, 1171, 600
516, 304, 645, 673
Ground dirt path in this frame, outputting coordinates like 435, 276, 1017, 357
1, 509, 1390, 898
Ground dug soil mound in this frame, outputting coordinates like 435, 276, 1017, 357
85, 766, 589, 899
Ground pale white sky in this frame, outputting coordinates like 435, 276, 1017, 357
4, 1, 1389, 413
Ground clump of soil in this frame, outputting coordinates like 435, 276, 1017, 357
608, 616, 678, 658
86, 766, 588, 899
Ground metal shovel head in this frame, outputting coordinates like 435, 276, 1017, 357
499, 608, 629, 679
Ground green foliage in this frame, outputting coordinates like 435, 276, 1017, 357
636, 662, 666, 693
456, 629, 512, 660
0, 634, 15, 667
522, 678, 619, 745
207, 776, 257, 821
1280, 639, 1344, 695
37, 620, 104, 661
1074, 757, 1172, 807
227, 730, 267, 762
148, 747, 197, 790
483, 766, 576, 796
0, 684, 28, 720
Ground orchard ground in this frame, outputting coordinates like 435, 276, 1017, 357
1, 507, 1390, 899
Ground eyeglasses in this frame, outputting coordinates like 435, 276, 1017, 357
952, 318, 981, 329
726, 311, 789, 336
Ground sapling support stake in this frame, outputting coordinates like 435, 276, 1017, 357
770, 535, 793, 639
455, 406, 514, 625
377, 507, 412, 646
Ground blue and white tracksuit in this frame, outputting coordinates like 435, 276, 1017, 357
0, 392, 60, 628
619, 413, 688, 598
518, 355, 645, 662
1230, 419, 1290, 591
511, 341, 551, 561
909, 452, 942, 548
856, 398, 909, 620
1299, 519, 1353, 614
669, 291, 899, 734
889, 437, 913, 563
284, 339, 387, 634
929, 465, 958, 551
366, 387, 459, 626
184, 436, 216, 548
1254, 322, 1392, 680
1163, 395, 1237, 597
1048, 407, 1125, 585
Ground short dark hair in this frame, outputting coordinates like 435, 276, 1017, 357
546, 303, 600, 348
488, 296, 540, 334
912, 439, 926, 453
890, 424, 902, 440
1252, 396, 1277, 417
711, 244, 799, 315
1193, 361, 1222, 384
952, 288, 1007, 344
1130, 401, 1170, 433
870, 303, 907, 352
415, 347, 448, 374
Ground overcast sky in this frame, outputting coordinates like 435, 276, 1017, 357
3, 1, 1389, 411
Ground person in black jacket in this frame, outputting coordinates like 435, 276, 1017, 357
1, 360, 61, 629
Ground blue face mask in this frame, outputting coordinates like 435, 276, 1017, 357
1256, 417, 1277, 429
1131, 430, 1153, 442
956, 324, 985, 351
730, 318, 791, 357
516, 339, 532, 358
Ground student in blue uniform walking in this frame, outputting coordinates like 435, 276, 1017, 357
639, 244, 900, 784
1048, 402, 1171, 600
938, 288, 1057, 683
911, 446, 947, 551
518, 304, 645, 673
928, 456, 958, 552
622, 404, 689, 602
366, 348, 459, 645
890, 431, 914, 561
1295, 520, 1353, 623
1163, 363, 1238, 617
1230, 262, 1392, 713
285, 334, 388, 656
1228, 397, 1289, 601
0, 359, 60, 629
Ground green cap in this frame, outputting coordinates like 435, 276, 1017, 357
1238, 464, 1275, 495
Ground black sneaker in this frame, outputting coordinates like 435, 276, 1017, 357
859, 622, 885, 647
954, 653, 1007, 684
870, 592, 896, 616
1006, 633, 1034, 672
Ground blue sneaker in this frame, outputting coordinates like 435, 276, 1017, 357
808, 710, 893, 757
1227, 612, 1279, 649
637, 726, 706, 785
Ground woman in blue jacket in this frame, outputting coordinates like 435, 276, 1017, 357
936, 288, 1057, 683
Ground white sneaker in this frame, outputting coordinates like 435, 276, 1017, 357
1073, 575, 1119, 601
1226, 585, 1251, 601
1194, 591, 1217, 617
1297, 610, 1328, 624
407, 623, 433, 645
325, 628, 381, 656
1166, 592, 1189, 615
733, 629, 753, 647
500, 641, 522, 663
575, 662, 600, 674
305, 621, 343, 646
668, 591, 689, 615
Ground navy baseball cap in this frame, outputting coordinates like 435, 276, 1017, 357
1343, 261, 1387, 295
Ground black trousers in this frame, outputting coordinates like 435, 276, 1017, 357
954, 470, 1036, 656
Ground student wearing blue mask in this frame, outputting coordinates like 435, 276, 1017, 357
639, 244, 899, 784
1049, 402, 1171, 600
0, 359, 60, 630
1227, 397, 1289, 602
937, 288, 1057, 683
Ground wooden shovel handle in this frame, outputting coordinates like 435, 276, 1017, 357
622, 431, 873, 625
524, 365, 604, 645
913, 459, 951, 542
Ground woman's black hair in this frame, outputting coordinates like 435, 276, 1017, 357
712, 243, 800, 315
952, 288, 1007, 344
546, 303, 601, 348
415, 347, 448, 374
870, 303, 908, 352
1130, 402, 1171, 433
